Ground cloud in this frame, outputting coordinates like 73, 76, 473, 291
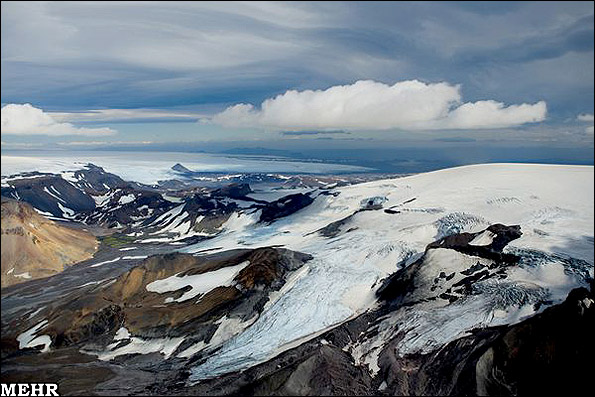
49, 108, 202, 123
0, 140, 44, 148
1, 2, 591, 123
577, 113, 594, 122
437, 100, 547, 129
280, 130, 349, 136
577, 113, 594, 133
0, 2, 315, 70
1, 103, 117, 135
57, 140, 153, 146
212, 80, 547, 131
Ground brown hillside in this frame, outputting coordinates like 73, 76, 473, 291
1, 198, 98, 287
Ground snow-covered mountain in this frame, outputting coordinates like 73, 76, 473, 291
2, 164, 132, 221
178, 163, 593, 383
1, 162, 377, 227
1, 163, 593, 395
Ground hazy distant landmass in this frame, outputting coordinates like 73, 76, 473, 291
3, 143, 593, 176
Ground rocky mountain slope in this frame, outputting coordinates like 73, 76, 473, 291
1, 198, 98, 287
167, 282, 592, 396
1, 247, 312, 394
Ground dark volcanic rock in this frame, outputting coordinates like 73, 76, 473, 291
426, 223, 521, 263
239, 344, 373, 396
5, 176, 96, 217
315, 214, 356, 238
163, 193, 239, 235
172, 163, 193, 174
236, 248, 294, 289
212, 183, 253, 199
54, 305, 125, 348
377, 224, 523, 303
360, 196, 387, 211
259, 193, 314, 223
473, 287, 593, 396
81, 188, 174, 228
376, 286, 594, 396
1, 164, 130, 219
69, 164, 128, 193
182, 193, 238, 214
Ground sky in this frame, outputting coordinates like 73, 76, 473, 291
1, 1, 593, 167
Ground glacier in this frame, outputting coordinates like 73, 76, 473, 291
183, 163, 593, 382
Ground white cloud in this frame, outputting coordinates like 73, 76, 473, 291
211, 80, 547, 131
49, 108, 202, 123
437, 100, 547, 129
57, 140, 154, 146
1, 2, 315, 71
0, 141, 44, 148
1, 104, 117, 136
577, 113, 594, 134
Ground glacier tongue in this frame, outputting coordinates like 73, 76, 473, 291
189, 230, 409, 382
